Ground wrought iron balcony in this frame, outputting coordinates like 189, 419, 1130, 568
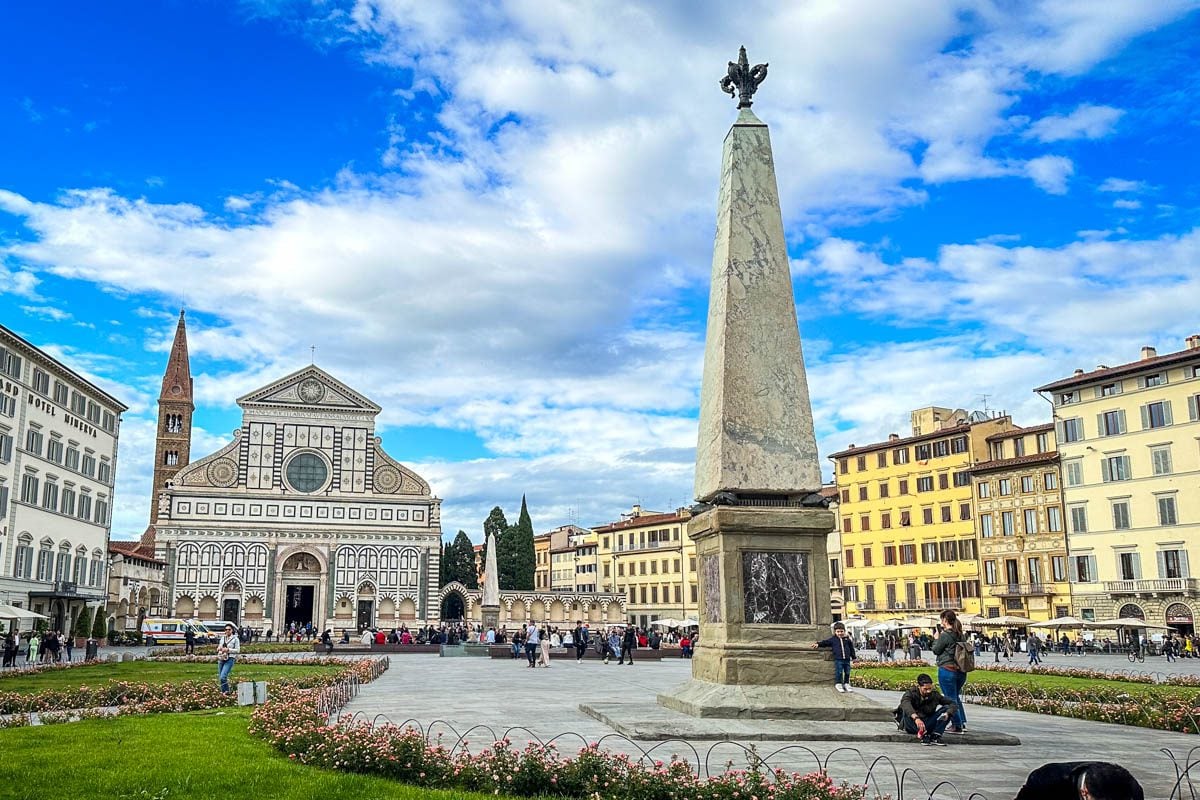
989, 583, 1057, 598
1102, 578, 1200, 596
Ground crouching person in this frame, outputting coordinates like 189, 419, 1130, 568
896, 673, 957, 746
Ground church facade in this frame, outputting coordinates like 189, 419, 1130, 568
153, 365, 443, 633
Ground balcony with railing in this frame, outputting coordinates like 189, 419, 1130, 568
1102, 577, 1200, 596
989, 583, 1056, 598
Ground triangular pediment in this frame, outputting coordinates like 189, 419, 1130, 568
236, 366, 381, 414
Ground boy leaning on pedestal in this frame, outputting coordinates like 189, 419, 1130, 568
812, 621, 857, 692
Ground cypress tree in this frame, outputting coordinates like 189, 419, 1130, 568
510, 495, 536, 590
73, 606, 94, 639
91, 607, 108, 639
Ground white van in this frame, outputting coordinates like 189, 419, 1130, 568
141, 618, 213, 646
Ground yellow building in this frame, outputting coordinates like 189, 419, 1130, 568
830, 407, 1015, 620
1036, 338, 1200, 633
533, 533, 551, 591
970, 424, 1071, 622
821, 484, 846, 620
593, 505, 696, 629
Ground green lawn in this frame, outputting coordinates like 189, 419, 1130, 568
0, 709, 493, 800
0, 661, 341, 694
857, 665, 1198, 697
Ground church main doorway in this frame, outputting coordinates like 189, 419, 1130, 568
222, 598, 241, 624
356, 599, 374, 631
285, 585, 315, 628
441, 592, 465, 622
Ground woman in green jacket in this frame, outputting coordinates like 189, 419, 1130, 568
931, 610, 967, 733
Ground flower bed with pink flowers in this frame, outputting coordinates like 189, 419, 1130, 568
0, 657, 379, 722
249, 686, 873, 800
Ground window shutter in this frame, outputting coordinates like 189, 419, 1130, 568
1189, 395, 1199, 422
1100, 459, 1111, 482
1118, 409, 1126, 433
1121, 455, 1132, 479
1138, 376, 1147, 389
1096, 413, 1105, 436
1164, 400, 1173, 425
1157, 550, 1168, 579
1140, 405, 1150, 430
1181, 550, 1191, 579
1056, 420, 1065, 440
1087, 555, 1098, 581
1131, 553, 1141, 580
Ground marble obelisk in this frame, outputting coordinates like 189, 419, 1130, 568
480, 529, 500, 632
659, 47, 885, 720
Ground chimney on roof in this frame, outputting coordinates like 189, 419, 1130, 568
847, 444, 855, 450
1073, 369, 1084, 376
1141, 345, 1157, 360
888, 433, 899, 442
1096, 365, 1108, 371
1187, 334, 1200, 350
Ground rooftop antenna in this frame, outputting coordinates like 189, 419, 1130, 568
977, 393, 992, 415
310, 345, 316, 365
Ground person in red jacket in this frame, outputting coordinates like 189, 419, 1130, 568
812, 621, 857, 692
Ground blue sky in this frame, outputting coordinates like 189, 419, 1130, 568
2, 1, 1199, 541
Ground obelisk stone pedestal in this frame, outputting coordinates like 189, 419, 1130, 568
658, 505, 889, 720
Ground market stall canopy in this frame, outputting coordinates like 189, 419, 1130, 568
865, 619, 904, 633
1030, 615, 1089, 629
840, 617, 871, 629
648, 618, 682, 628
898, 615, 943, 628
678, 618, 698, 628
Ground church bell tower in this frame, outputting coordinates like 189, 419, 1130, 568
146, 310, 194, 530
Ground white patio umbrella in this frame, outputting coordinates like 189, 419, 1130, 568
1085, 617, 1172, 630
840, 617, 871, 629
974, 614, 1036, 627
678, 618, 699, 627
648, 618, 682, 628
898, 615, 942, 628
0, 604, 48, 621
1030, 615, 1088, 629
864, 619, 903, 633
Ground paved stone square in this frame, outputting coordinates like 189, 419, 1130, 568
341, 655, 1198, 799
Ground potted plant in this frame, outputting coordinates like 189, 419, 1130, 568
74, 606, 94, 649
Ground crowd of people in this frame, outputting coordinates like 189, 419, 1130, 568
1, 629, 77, 666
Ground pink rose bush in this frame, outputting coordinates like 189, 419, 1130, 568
249, 685, 871, 800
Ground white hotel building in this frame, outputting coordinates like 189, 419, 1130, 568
0, 324, 126, 632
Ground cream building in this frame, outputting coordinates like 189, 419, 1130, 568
970, 424, 1071, 622
155, 365, 444, 633
1037, 337, 1200, 632
593, 505, 696, 629
0, 324, 126, 633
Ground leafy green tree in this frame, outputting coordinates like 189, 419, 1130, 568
481, 506, 509, 586
450, 530, 479, 588
73, 606, 94, 639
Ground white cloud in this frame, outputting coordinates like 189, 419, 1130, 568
20, 304, 71, 322
1113, 198, 1142, 210
1024, 155, 1074, 194
1026, 104, 1124, 142
1099, 177, 1145, 193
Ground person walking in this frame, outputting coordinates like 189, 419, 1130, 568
184, 624, 196, 655
538, 626, 552, 668
27, 632, 40, 666
524, 622, 539, 668
1028, 634, 1042, 666
619, 624, 636, 665
216, 623, 240, 694
932, 610, 968, 735
573, 621, 589, 663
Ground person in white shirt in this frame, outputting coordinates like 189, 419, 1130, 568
217, 624, 241, 693
525, 622, 539, 667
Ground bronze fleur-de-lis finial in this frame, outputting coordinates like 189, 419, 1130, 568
720, 45, 768, 109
